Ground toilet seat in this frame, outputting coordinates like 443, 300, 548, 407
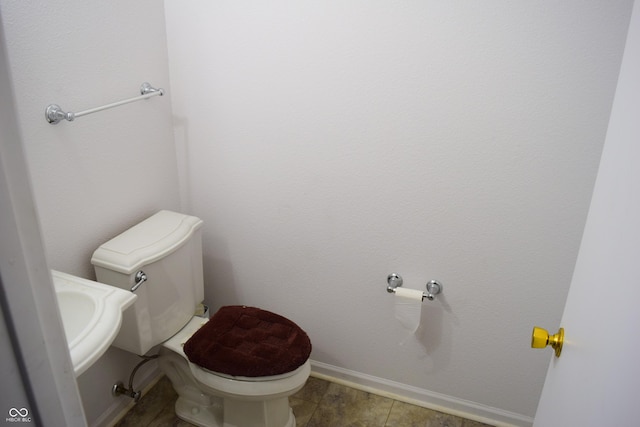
184, 305, 312, 378
162, 316, 310, 401
163, 316, 310, 382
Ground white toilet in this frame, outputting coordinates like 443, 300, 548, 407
91, 210, 311, 427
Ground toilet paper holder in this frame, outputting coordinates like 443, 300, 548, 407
386, 273, 443, 301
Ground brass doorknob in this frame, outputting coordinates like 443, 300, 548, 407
531, 326, 564, 357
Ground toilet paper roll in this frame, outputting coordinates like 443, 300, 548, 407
394, 287, 423, 333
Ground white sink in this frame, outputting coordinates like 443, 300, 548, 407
52, 270, 137, 376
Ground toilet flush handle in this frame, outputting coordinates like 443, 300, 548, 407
130, 271, 147, 292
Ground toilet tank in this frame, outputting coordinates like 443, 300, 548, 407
91, 210, 204, 355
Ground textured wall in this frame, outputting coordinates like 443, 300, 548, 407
164, 0, 633, 420
0, 1, 180, 424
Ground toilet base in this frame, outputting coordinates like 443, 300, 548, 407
174, 394, 296, 427
159, 345, 304, 427
174, 395, 222, 427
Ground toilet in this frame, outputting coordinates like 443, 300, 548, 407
90, 210, 311, 427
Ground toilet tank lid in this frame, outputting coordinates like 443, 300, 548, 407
91, 210, 203, 274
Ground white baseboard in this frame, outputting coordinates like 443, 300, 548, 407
90, 366, 162, 427
309, 360, 533, 427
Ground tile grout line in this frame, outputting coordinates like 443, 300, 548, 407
303, 377, 329, 427
382, 400, 397, 427
301, 401, 318, 427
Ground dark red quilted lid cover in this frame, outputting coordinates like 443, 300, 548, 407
183, 305, 312, 377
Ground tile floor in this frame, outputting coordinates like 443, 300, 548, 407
114, 375, 494, 427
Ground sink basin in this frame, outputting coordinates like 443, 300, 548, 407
52, 270, 137, 376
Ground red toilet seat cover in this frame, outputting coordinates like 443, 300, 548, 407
183, 305, 312, 377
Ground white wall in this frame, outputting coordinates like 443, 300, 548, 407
164, 0, 633, 422
0, 1, 180, 424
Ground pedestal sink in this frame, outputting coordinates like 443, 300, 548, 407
52, 270, 137, 376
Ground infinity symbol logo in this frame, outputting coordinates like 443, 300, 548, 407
8, 407, 29, 417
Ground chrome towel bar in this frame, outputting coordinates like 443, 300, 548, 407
45, 82, 164, 124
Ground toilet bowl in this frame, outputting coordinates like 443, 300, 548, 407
90, 210, 311, 427
160, 316, 311, 427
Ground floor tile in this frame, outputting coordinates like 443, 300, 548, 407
146, 400, 197, 427
306, 382, 394, 427
292, 376, 331, 403
461, 419, 494, 427
114, 376, 177, 427
385, 400, 464, 427
290, 396, 317, 427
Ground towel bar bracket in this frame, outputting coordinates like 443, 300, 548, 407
45, 104, 75, 123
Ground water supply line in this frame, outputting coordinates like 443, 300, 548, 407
112, 354, 158, 402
